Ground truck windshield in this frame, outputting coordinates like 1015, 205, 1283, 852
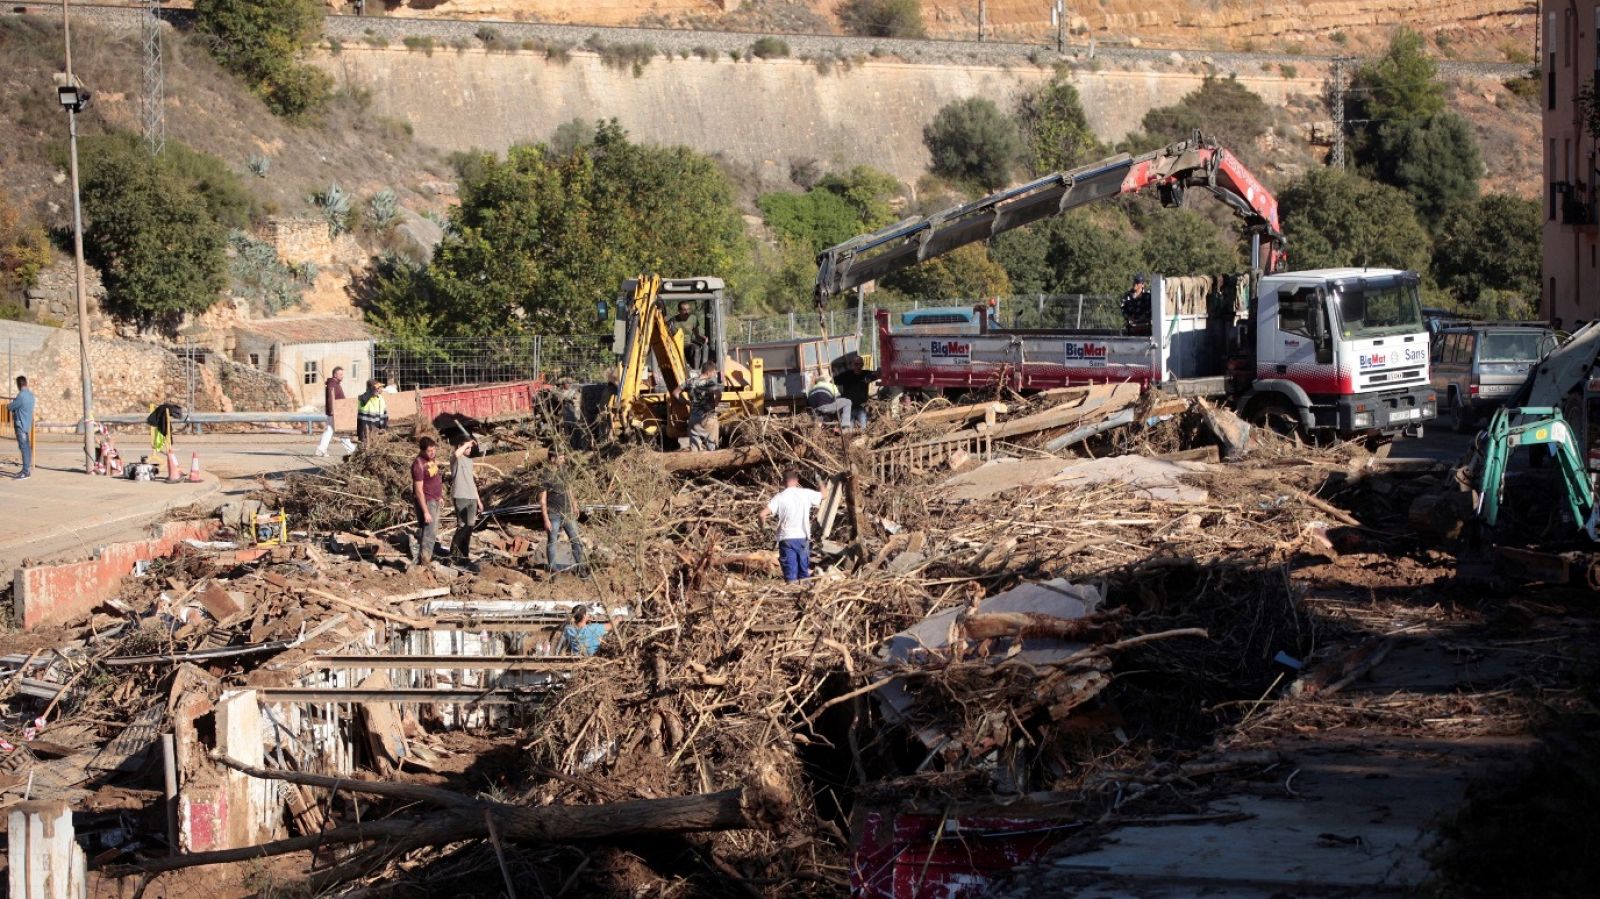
1478, 331, 1548, 362
1334, 279, 1423, 338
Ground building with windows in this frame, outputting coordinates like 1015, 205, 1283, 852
1544, 0, 1600, 322
233, 317, 374, 409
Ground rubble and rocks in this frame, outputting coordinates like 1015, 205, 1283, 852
0, 384, 1591, 898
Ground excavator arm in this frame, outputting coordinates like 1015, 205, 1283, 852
813, 132, 1285, 307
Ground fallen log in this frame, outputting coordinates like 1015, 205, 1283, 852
658, 445, 771, 474
956, 609, 1126, 643
103, 754, 792, 878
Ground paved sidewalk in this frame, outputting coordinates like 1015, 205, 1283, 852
0, 432, 349, 571
0, 438, 220, 567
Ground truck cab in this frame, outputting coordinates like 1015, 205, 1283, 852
1248, 268, 1436, 435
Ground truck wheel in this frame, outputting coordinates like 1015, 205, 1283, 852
1248, 399, 1300, 438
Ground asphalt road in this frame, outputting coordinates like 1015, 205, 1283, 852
1388, 425, 1475, 465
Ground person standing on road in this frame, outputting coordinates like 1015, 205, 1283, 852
411, 436, 444, 568
540, 450, 586, 574
674, 361, 722, 451
316, 366, 353, 457
8, 376, 36, 480
449, 436, 484, 571
834, 355, 877, 430
760, 467, 823, 582
356, 379, 388, 443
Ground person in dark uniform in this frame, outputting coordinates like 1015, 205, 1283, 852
1121, 273, 1152, 336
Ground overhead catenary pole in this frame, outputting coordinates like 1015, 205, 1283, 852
62, 0, 96, 474
1331, 55, 1350, 171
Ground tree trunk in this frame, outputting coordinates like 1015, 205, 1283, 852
104, 755, 790, 878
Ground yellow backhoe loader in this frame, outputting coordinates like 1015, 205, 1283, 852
608, 274, 764, 446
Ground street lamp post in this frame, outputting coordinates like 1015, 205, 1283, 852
61, 0, 96, 474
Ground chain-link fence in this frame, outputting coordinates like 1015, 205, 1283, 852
372, 335, 614, 391
371, 294, 1127, 389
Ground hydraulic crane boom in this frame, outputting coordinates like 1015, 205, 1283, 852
813, 133, 1284, 307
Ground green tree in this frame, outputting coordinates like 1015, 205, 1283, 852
924, 97, 1021, 190
757, 166, 900, 253
1125, 76, 1271, 155
879, 244, 1010, 302
990, 212, 1141, 296
759, 190, 865, 254
1278, 169, 1431, 274
1, 193, 51, 296
354, 253, 445, 350
549, 118, 597, 157
1356, 27, 1446, 125
77, 136, 229, 329
1432, 194, 1540, 309
414, 122, 749, 336
194, 0, 331, 117
1015, 77, 1102, 175
1372, 112, 1482, 228
1139, 209, 1242, 276
814, 166, 901, 228
838, 0, 925, 39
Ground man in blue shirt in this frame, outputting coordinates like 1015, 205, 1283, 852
561, 605, 618, 656
8, 376, 36, 480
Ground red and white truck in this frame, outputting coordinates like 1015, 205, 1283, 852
816, 135, 1436, 438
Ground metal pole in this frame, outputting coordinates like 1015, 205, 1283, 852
161, 733, 179, 850
978, 0, 986, 41
64, 0, 96, 474
1331, 56, 1349, 171
185, 336, 194, 427
855, 285, 865, 346
1056, 2, 1066, 54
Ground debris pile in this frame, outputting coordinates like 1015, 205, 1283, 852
1, 383, 1536, 898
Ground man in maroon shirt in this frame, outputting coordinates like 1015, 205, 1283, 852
411, 436, 444, 567
316, 366, 346, 457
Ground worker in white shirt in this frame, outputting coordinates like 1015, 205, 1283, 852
759, 467, 823, 582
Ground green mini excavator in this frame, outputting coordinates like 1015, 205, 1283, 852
1474, 406, 1599, 539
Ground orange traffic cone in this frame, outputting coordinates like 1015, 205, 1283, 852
165, 447, 180, 483
187, 451, 202, 483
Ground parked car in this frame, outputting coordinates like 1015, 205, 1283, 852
892, 306, 982, 333
1430, 323, 1558, 431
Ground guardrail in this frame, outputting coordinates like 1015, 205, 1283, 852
87, 411, 330, 435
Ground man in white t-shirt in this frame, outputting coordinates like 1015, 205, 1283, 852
760, 467, 823, 581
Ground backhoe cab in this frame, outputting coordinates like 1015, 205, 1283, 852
609, 275, 763, 445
